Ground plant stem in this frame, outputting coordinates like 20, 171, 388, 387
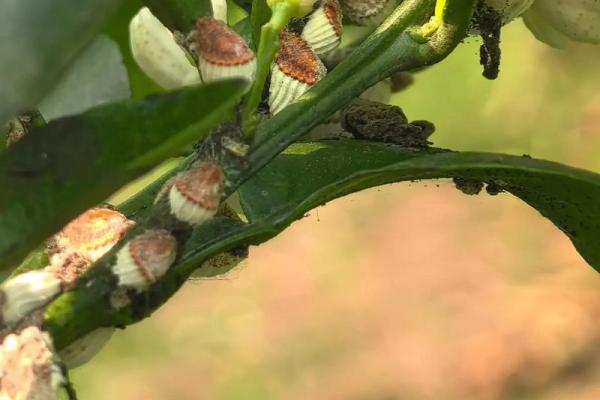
42, 0, 478, 351
435, 0, 448, 19
242, 2, 294, 138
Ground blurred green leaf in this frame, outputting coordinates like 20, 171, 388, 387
0, 0, 123, 125
38, 36, 131, 121
239, 141, 600, 271
0, 79, 247, 274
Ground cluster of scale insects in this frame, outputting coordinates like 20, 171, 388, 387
0, 1, 413, 398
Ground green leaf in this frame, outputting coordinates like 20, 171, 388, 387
0, 79, 247, 274
239, 141, 600, 271
45, 139, 600, 349
38, 36, 131, 121
0, 0, 123, 125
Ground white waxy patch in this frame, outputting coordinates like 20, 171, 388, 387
198, 59, 257, 83
196, 17, 257, 84
0, 271, 61, 327
302, 0, 343, 56
112, 230, 177, 290
168, 161, 225, 225
341, 0, 397, 27
169, 185, 217, 224
269, 31, 327, 115
129, 7, 201, 90
0, 327, 65, 400
269, 65, 311, 114
523, 0, 600, 46
58, 327, 115, 369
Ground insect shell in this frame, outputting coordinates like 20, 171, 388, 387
49, 207, 134, 265
341, 0, 397, 27
130, 7, 201, 90
58, 327, 115, 369
169, 161, 226, 226
0, 271, 61, 328
0, 327, 65, 400
269, 30, 327, 115
196, 17, 257, 84
301, 0, 343, 56
112, 229, 178, 291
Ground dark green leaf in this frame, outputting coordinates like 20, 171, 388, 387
0, 79, 247, 274
0, 0, 123, 125
239, 141, 600, 271
45, 139, 600, 349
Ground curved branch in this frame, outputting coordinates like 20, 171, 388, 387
42, 0, 477, 351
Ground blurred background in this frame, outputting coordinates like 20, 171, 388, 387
71, 13, 600, 400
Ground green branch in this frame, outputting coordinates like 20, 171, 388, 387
41, 0, 477, 351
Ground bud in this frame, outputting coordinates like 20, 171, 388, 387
130, 7, 201, 90
341, 0, 397, 27
267, 0, 319, 17
483, 0, 534, 24
0, 327, 65, 400
1, 271, 61, 327
211, 0, 228, 22
58, 327, 115, 369
196, 17, 257, 83
112, 230, 178, 290
269, 31, 327, 115
523, 0, 600, 47
169, 161, 226, 225
301, 0, 343, 56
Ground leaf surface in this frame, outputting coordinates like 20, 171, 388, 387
239, 141, 600, 271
